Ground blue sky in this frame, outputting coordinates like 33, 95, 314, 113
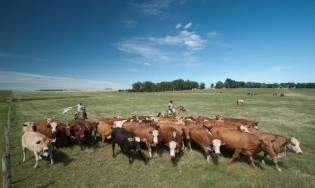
1, 0, 314, 90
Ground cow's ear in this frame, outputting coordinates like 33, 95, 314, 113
148, 131, 152, 135
36, 140, 41, 144
127, 137, 134, 142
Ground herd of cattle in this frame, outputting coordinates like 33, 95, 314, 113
21, 109, 303, 171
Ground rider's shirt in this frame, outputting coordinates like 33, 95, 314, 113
76, 104, 84, 112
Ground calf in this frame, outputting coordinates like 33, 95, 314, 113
111, 127, 146, 164
209, 126, 281, 171
22, 131, 55, 168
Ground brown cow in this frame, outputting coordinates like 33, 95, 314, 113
33, 118, 58, 139
157, 126, 183, 162
156, 121, 186, 149
188, 126, 222, 162
22, 131, 55, 168
70, 123, 87, 150
208, 126, 281, 171
123, 122, 159, 158
95, 117, 125, 143
247, 128, 302, 164
55, 123, 71, 147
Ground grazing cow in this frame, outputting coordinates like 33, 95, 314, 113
123, 122, 159, 158
157, 126, 183, 161
22, 131, 55, 168
33, 118, 58, 139
55, 123, 71, 147
280, 94, 285, 97
70, 123, 87, 150
208, 126, 281, 171
273, 93, 278, 96
237, 99, 245, 105
188, 126, 222, 162
111, 127, 146, 164
247, 128, 302, 164
22, 122, 34, 133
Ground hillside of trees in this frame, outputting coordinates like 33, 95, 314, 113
129, 78, 315, 92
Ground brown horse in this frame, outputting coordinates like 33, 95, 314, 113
157, 106, 186, 118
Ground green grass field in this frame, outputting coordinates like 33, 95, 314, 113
1, 89, 315, 187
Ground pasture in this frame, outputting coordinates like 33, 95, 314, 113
1, 89, 315, 187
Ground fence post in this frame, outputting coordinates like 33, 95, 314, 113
2, 94, 13, 188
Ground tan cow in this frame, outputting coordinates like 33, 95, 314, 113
22, 122, 35, 133
22, 131, 55, 168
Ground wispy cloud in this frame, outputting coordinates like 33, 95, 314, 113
123, 20, 137, 28
271, 66, 291, 71
207, 32, 219, 38
118, 40, 169, 60
184, 22, 192, 29
131, 0, 174, 15
175, 23, 182, 29
0, 71, 122, 90
149, 30, 207, 50
144, 62, 151, 66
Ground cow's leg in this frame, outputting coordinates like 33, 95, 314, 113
262, 152, 268, 164
22, 146, 26, 162
201, 145, 211, 162
33, 151, 39, 168
50, 151, 54, 164
229, 149, 241, 164
112, 143, 116, 157
272, 156, 281, 172
249, 155, 257, 169
187, 139, 192, 151
102, 135, 105, 144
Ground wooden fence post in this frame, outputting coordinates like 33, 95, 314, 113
2, 94, 13, 188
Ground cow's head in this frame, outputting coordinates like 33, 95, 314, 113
150, 130, 159, 145
50, 122, 58, 133
36, 136, 51, 157
128, 137, 141, 152
287, 137, 303, 154
212, 139, 222, 155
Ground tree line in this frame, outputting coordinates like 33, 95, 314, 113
129, 78, 315, 92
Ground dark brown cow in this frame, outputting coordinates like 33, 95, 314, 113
157, 126, 182, 162
123, 122, 159, 158
208, 126, 281, 171
70, 123, 86, 150
55, 123, 71, 147
156, 121, 186, 149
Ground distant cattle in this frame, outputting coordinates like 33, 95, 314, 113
280, 94, 285, 97
237, 99, 245, 105
111, 127, 146, 164
22, 131, 55, 168
273, 93, 278, 96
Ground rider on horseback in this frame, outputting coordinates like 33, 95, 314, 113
74, 102, 88, 119
168, 100, 174, 116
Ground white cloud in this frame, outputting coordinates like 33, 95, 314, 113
149, 30, 206, 50
207, 32, 218, 38
0, 71, 122, 90
144, 62, 151, 66
184, 22, 192, 29
131, 0, 173, 15
118, 41, 169, 60
271, 66, 291, 71
175, 23, 182, 29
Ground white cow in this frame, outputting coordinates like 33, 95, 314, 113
22, 122, 35, 133
22, 131, 55, 168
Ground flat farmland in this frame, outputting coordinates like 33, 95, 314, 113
1, 89, 315, 188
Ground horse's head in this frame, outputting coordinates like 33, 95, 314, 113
178, 106, 186, 112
